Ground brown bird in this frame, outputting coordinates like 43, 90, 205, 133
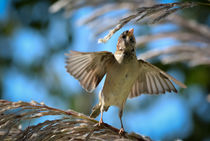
65, 28, 187, 134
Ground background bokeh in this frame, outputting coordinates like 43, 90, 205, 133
0, 0, 210, 140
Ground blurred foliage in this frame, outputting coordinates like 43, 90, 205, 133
0, 0, 93, 113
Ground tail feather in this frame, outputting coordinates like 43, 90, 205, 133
90, 104, 110, 118
90, 104, 101, 118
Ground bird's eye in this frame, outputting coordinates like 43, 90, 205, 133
122, 35, 126, 39
130, 37, 134, 42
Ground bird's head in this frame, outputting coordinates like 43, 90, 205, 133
117, 28, 136, 52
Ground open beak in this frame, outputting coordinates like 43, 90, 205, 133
127, 28, 134, 37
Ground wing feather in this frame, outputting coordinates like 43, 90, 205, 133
153, 75, 164, 93
146, 74, 151, 93
65, 51, 115, 93
129, 59, 186, 98
152, 75, 159, 94
149, 73, 158, 94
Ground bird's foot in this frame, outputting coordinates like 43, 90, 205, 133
98, 119, 104, 126
119, 128, 125, 135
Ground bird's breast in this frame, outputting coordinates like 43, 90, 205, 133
101, 58, 138, 107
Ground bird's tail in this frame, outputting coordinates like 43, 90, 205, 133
90, 104, 109, 118
90, 104, 101, 118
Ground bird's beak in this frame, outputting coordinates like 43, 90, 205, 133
127, 28, 134, 37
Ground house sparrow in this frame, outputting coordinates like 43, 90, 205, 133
65, 28, 187, 134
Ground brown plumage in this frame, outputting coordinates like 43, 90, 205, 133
65, 28, 187, 134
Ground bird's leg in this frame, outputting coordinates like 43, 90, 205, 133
98, 105, 104, 126
119, 109, 125, 135
98, 111, 103, 126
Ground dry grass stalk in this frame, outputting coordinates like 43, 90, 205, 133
138, 45, 210, 66
98, 2, 196, 43
0, 100, 151, 141
49, 0, 210, 67
137, 15, 210, 66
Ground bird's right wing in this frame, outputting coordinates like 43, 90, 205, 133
129, 59, 187, 98
65, 51, 116, 93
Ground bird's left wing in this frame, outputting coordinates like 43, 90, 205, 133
129, 59, 187, 98
65, 51, 115, 93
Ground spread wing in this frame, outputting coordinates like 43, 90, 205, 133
65, 51, 115, 93
129, 59, 187, 98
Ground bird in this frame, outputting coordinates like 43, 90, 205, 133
65, 28, 187, 134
